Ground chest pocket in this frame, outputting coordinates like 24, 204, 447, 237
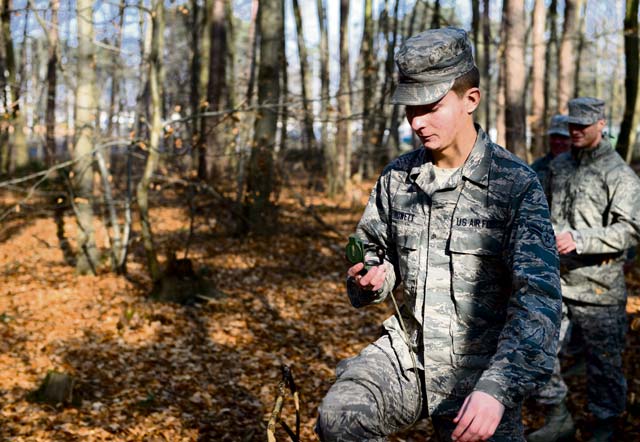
448, 228, 508, 356
394, 217, 423, 293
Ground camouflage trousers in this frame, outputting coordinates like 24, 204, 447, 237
532, 299, 627, 419
316, 334, 525, 441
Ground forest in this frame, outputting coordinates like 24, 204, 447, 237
1, 0, 640, 440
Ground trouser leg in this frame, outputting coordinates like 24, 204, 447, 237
530, 301, 570, 405
569, 301, 627, 420
315, 334, 423, 442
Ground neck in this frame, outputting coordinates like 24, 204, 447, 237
432, 121, 477, 168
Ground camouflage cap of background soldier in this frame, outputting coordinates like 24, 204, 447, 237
567, 97, 606, 125
391, 27, 476, 106
547, 114, 570, 137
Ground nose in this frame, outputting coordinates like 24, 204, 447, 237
409, 112, 429, 132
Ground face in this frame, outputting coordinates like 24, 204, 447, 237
405, 89, 478, 152
548, 134, 571, 156
569, 119, 605, 149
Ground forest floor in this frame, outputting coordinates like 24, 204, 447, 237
1, 178, 640, 441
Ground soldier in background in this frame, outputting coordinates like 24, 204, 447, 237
315, 27, 561, 442
531, 114, 571, 193
527, 97, 640, 442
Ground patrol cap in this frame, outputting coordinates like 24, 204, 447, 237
547, 114, 570, 137
391, 27, 476, 106
567, 97, 606, 125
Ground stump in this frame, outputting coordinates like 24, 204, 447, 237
29, 371, 75, 405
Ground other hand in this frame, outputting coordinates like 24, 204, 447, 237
451, 391, 505, 441
556, 231, 577, 255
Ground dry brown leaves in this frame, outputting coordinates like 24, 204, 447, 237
1, 181, 639, 441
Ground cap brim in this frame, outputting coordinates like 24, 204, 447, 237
390, 79, 454, 106
566, 116, 597, 125
547, 129, 570, 137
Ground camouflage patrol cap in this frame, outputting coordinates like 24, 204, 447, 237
391, 27, 476, 106
567, 97, 606, 125
547, 114, 570, 137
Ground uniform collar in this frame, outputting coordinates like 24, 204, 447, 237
461, 125, 491, 188
571, 137, 612, 163
409, 125, 491, 189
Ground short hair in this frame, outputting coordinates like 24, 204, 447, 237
451, 66, 480, 97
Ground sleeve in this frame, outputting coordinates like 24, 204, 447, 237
573, 168, 640, 255
346, 170, 399, 308
473, 178, 563, 408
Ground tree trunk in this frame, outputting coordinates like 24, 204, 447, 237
573, 1, 587, 97
292, 0, 316, 162
359, 0, 374, 179
136, 0, 164, 282
1, 0, 28, 171
471, 0, 484, 125
330, 0, 351, 197
496, 6, 507, 147
196, 0, 212, 179
544, 0, 558, 133
279, 0, 287, 155
245, 0, 282, 233
376, 0, 400, 167
617, 0, 639, 161
205, 0, 226, 178
530, 0, 546, 159
316, 0, 329, 174
44, 0, 59, 167
432, 0, 441, 28
557, 0, 582, 114
74, 0, 99, 274
482, 0, 491, 132
503, 0, 527, 160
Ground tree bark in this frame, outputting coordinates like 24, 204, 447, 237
44, 0, 59, 167
557, 0, 582, 114
136, 0, 164, 281
482, 0, 491, 131
205, 0, 226, 178
544, 0, 558, 132
617, 0, 639, 162
359, 0, 374, 179
292, 0, 316, 162
74, 0, 99, 274
245, 0, 282, 233
432, 0, 441, 28
1, 0, 28, 171
316, 0, 329, 173
330, 0, 351, 197
530, 0, 546, 159
503, 0, 527, 160
196, 0, 212, 179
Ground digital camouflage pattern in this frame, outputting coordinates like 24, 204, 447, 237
566, 97, 605, 125
391, 27, 475, 106
547, 114, 570, 137
317, 127, 562, 440
546, 137, 640, 305
533, 301, 627, 419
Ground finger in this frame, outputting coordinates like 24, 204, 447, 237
452, 414, 475, 441
359, 267, 377, 286
454, 396, 471, 422
369, 268, 386, 289
347, 262, 364, 277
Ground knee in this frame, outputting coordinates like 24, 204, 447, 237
315, 381, 381, 442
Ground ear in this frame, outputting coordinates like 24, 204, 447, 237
463, 87, 481, 114
596, 119, 606, 131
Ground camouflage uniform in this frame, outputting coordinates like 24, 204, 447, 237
530, 114, 570, 196
538, 97, 640, 419
317, 126, 562, 440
